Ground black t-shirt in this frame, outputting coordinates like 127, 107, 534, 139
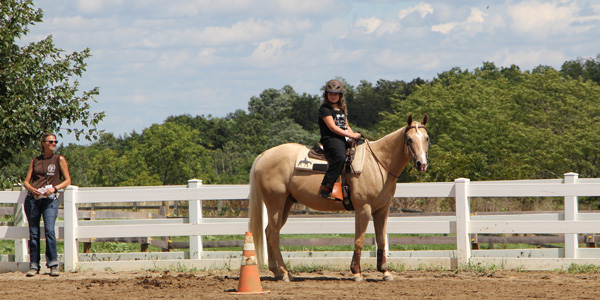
318, 103, 347, 139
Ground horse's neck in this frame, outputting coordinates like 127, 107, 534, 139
369, 127, 410, 178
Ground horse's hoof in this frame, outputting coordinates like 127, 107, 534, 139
382, 271, 394, 281
283, 275, 292, 283
352, 273, 363, 282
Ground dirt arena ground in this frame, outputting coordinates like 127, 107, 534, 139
2, 269, 600, 299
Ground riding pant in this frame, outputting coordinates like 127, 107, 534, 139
320, 136, 346, 189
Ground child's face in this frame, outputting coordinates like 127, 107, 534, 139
327, 92, 340, 103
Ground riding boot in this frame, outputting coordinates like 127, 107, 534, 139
319, 185, 332, 198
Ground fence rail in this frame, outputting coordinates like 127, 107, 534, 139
1, 173, 600, 273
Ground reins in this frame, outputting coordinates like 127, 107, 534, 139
365, 140, 401, 178
362, 125, 426, 179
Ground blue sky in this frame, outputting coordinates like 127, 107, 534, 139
21, 0, 600, 145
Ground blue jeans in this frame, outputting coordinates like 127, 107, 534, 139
24, 195, 59, 270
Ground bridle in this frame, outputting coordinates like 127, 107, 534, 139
364, 124, 428, 179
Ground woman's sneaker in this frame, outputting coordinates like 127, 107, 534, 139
50, 266, 60, 277
26, 268, 39, 277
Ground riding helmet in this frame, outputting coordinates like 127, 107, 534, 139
325, 79, 344, 94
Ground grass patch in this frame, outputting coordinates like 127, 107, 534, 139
563, 263, 600, 274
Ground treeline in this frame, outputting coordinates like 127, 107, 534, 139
6, 55, 600, 187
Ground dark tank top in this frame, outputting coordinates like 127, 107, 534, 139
29, 154, 63, 189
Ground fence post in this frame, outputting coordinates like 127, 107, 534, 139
13, 187, 27, 263
188, 179, 203, 259
63, 185, 79, 272
455, 178, 471, 267
564, 172, 578, 258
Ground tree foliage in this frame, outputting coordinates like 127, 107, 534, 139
4, 9, 600, 192
1, 0, 104, 188
379, 62, 600, 182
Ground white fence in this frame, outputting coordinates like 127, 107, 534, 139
1, 173, 600, 273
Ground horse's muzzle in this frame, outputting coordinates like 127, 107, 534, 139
416, 161, 428, 172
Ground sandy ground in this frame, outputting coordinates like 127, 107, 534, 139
1, 269, 600, 299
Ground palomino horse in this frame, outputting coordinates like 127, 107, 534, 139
248, 114, 429, 282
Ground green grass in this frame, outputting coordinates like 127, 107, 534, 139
0, 233, 586, 255
559, 263, 600, 274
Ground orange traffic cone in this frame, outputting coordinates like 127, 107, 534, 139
230, 231, 270, 295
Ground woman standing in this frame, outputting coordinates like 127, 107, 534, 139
22, 133, 71, 277
317, 79, 361, 199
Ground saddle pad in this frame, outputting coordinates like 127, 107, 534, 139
295, 143, 366, 174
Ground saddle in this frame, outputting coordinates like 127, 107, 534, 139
308, 138, 363, 165
305, 138, 364, 211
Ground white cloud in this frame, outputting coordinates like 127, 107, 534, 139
431, 22, 456, 35
490, 48, 568, 70
398, 2, 433, 19
507, 0, 586, 37
157, 51, 191, 69
271, 0, 340, 14
76, 0, 124, 14
355, 17, 382, 34
431, 8, 487, 35
131, 95, 148, 104
374, 49, 441, 71
198, 19, 274, 46
250, 38, 292, 65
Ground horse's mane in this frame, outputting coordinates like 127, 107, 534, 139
369, 125, 407, 144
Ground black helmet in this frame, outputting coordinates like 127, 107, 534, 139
325, 79, 344, 94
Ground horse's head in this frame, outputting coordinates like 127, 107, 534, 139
404, 114, 429, 172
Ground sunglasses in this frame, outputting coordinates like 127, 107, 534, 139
45, 140, 59, 144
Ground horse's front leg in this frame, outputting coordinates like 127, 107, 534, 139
351, 206, 371, 282
372, 207, 393, 281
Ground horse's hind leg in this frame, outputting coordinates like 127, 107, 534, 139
265, 196, 295, 282
372, 207, 393, 281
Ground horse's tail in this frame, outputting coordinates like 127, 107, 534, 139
248, 153, 266, 269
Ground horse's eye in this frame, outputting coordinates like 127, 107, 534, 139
407, 138, 412, 144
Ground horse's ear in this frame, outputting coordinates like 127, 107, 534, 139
422, 113, 428, 126
406, 114, 413, 126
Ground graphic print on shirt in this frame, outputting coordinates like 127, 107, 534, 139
334, 111, 347, 130
47, 164, 56, 176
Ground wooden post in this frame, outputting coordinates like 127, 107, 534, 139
564, 173, 578, 258
83, 211, 96, 253
63, 186, 79, 272
188, 179, 203, 259
455, 178, 471, 268
13, 187, 28, 263
471, 233, 479, 250
585, 234, 597, 248
159, 206, 170, 252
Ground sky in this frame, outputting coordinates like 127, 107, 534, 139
21, 0, 600, 145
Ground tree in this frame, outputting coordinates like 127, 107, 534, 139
379, 63, 600, 182
560, 54, 600, 84
1, 0, 104, 188
289, 92, 320, 131
247, 85, 298, 121
138, 122, 214, 185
